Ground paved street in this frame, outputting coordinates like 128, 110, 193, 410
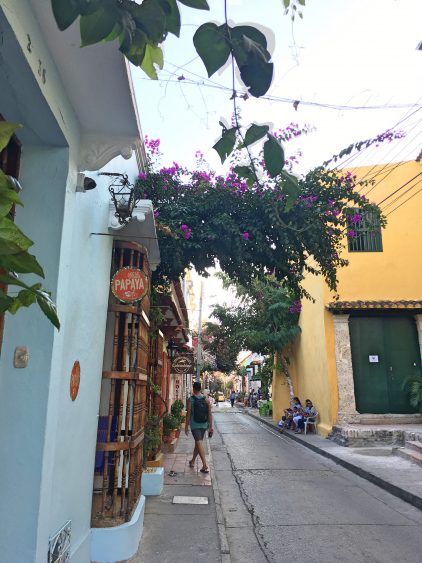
211, 404, 422, 563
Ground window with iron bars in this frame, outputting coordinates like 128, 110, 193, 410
347, 208, 383, 252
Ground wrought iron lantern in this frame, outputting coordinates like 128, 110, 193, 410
166, 338, 179, 360
100, 172, 136, 225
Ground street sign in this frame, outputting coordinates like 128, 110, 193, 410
111, 267, 148, 303
171, 353, 194, 374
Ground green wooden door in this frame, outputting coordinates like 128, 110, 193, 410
349, 315, 421, 414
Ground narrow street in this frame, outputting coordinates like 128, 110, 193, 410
211, 404, 422, 563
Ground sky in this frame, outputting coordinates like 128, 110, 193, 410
131, 0, 422, 321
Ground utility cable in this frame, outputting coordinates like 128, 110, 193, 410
381, 177, 422, 212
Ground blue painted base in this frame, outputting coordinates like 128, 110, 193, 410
141, 467, 164, 496
90, 495, 145, 563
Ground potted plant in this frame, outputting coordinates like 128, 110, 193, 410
171, 400, 186, 436
143, 415, 162, 462
162, 413, 179, 442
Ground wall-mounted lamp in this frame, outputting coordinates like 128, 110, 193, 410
166, 338, 179, 361
100, 172, 135, 225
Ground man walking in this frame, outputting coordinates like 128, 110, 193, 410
185, 381, 213, 473
230, 390, 236, 408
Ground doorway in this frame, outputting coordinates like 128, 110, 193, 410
349, 314, 421, 414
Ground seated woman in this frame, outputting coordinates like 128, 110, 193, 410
278, 396, 302, 432
295, 399, 318, 434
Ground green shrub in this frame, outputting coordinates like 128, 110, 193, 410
144, 415, 161, 454
163, 413, 180, 435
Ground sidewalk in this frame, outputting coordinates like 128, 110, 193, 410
245, 407, 422, 511
130, 432, 223, 563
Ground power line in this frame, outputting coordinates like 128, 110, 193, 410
381, 177, 422, 212
386, 183, 422, 217
377, 172, 422, 207
360, 127, 422, 198
333, 103, 422, 172
135, 71, 422, 112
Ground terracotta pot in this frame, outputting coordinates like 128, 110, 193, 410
163, 430, 176, 443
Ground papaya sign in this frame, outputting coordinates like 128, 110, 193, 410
111, 267, 148, 303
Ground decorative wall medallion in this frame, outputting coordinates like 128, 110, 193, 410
48, 520, 71, 563
111, 267, 148, 303
70, 361, 80, 401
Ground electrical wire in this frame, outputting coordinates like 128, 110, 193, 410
381, 177, 422, 212
134, 71, 422, 112
385, 183, 422, 217
376, 172, 422, 207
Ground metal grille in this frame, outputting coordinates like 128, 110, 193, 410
347, 209, 383, 252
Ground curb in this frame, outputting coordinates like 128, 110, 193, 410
207, 436, 231, 562
245, 409, 422, 511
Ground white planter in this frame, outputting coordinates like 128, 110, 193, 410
141, 467, 164, 496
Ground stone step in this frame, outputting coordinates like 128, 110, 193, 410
404, 431, 422, 443
394, 447, 422, 467
405, 440, 422, 454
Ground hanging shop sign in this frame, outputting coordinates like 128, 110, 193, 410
70, 361, 80, 401
111, 267, 148, 303
171, 353, 194, 374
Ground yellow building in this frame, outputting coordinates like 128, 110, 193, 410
272, 160, 422, 437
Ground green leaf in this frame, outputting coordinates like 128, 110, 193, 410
0, 251, 44, 277
76, 0, 102, 16
238, 54, 273, 98
177, 0, 209, 9
9, 288, 38, 314
158, 0, 181, 37
0, 272, 33, 289
231, 25, 268, 50
0, 171, 22, 216
243, 123, 269, 148
52, 0, 79, 31
234, 166, 255, 187
264, 135, 285, 177
0, 217, 34, 255
124, 30, 148, 66
0, 291, 13, 313
213, 127, 237, 164
193, 23, 231, 77
280, 170, 300, 211
80, 5, 117, 46
140, 44, 164, 79
36, 292, 60, 330
104, 22, 123, 43
283, 0, 290, 7
0, 122, 21, 152
132, 0, 166, 43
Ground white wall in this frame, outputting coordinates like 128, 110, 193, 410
0, 3, 142, 561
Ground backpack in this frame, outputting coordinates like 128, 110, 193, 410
192, 395, 208, 423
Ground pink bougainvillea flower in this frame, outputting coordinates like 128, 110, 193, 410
288, 300, 302, 314
180, 224, 192, 239
347, 229, 357, 238
242, 232, 250, 240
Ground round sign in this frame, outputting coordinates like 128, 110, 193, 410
172, 355, 194, 374
111, 267, 148, 303
70, 361, 80, 401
